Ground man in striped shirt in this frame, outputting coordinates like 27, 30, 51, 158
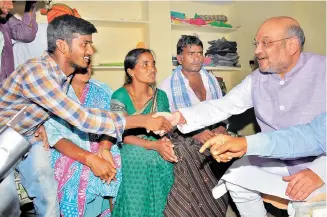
0, 15, 172, 217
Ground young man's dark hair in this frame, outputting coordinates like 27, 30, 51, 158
176, 35, 203, 55
47, 14, 97, 54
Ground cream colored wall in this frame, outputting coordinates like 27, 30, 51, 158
147, 1, 172, 84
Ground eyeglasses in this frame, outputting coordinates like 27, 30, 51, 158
253, 36, 294, 48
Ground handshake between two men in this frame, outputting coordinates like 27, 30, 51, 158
148, 111, 184, 136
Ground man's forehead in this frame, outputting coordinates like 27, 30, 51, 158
256, 25, 285, 40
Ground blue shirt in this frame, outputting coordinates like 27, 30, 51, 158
246, 113, 326, 159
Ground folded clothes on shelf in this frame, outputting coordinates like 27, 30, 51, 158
194, 13, 228, 22
205, 37, 240, 67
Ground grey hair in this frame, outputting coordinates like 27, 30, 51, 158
286, 25, 305, 51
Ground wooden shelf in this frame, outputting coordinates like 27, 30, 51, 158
86, 19, 149, 28
172, 65, 241, 71
92, 65, 124, 70
171, 23, 239, 33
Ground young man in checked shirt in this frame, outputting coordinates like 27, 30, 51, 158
0, 15, 172, 217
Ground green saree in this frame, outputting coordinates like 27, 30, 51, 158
110, 87, 174, 217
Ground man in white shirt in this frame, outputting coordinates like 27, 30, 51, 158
158, 35, 230, 217
160, 35, 228, 140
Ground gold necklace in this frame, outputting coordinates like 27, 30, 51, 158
128, 86, 140, 110
128, 85, 153, 110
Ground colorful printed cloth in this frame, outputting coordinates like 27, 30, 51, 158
45, 79, 122, 217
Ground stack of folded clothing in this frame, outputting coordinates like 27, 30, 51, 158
195, 14, 228, 23
205, 37, 240, 67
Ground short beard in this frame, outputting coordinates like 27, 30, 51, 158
74, 67, 88, 75
259, 62, 288, 74
69, 61, 88, 74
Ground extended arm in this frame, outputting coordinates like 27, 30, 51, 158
178, 75, 253, 133
8, 2, 38, 42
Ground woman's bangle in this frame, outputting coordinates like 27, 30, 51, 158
77, 150, 89, 165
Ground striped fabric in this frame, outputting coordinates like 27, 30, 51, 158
164, 133, 229, 217
0, 52, 125, 142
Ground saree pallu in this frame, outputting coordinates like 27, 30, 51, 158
46, 80, 122, 217
110, 87, 174, 217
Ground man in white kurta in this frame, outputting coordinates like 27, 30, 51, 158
158, 17, 326, 217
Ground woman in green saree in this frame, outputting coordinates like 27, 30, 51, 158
110, 48, 178, 217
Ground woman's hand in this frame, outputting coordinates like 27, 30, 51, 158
152, 137, 178, 163
86, 154, 117, 184
97, 149, 116, 173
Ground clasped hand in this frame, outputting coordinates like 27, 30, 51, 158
158, 137, 178, 162
86, 150, 117, 184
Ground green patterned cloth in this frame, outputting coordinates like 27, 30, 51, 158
110, 87, 174, 217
